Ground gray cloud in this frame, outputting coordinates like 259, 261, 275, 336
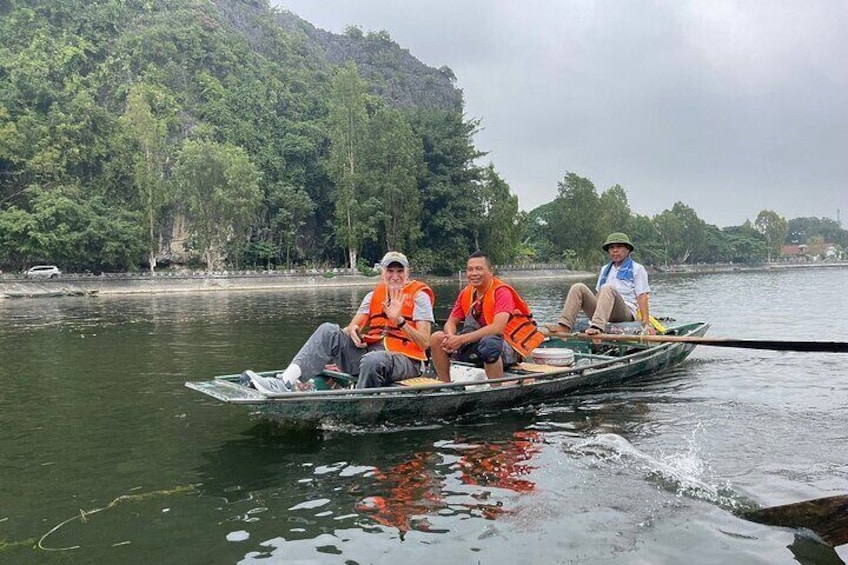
275, 0, 847, 227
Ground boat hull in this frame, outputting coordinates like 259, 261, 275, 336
186, 322, 709, 426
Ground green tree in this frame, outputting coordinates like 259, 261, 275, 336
628, 214, 665, 266
0, 185, 143, 270
0, 205, 35, 267
268, 184, 316, 269
723, 223, 769, 263
598, 184, 632, 237
754, 209, 788, 261
701, 224, 731, 263
344, 25, 364, 39
548, 172, 602, 268
326, 63, 370, 270
786, 217, 847, 247
517, 204, 559, 263
654, 202, 706, 264
362, 106, 424, 252
477, 164, 519, 264
119, 84, 173, 272
410, 109, 484, 273
0, 104, 26, 207
173, 139, 262, 271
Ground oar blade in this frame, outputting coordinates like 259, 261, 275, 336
702, 339, 848, 353
741, 494, 848, 547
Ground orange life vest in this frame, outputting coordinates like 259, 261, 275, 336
361, 280, 434, 361
457, 277, 544, 357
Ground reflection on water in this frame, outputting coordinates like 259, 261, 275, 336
357, 451, 445, 537
455, 430, 541, 494
355, 430, 543, 538
192, 416, 551, 543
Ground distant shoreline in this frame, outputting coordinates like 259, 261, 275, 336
654, 260, 848, 275
0, 268, 595, 300
2, 262, 845, 300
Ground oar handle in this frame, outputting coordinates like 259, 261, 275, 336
547, 329, 848, 353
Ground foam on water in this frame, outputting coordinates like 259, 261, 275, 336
563, 429, 745, 512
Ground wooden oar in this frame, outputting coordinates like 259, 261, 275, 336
545, 328, 848, 353
740, 494, 848, 547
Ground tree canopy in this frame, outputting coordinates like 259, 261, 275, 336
0, 0, 844, 274
0, 0, 493, 273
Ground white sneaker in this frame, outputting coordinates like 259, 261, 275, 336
238, 371, 253, 387
244, 370, 293, 394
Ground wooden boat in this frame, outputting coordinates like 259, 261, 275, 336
185, 320, 709, 426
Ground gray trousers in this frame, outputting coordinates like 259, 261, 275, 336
291, 323, 422, 389
557, 283, 634, 330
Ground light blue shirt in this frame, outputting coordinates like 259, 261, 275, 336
596, 260, 650, 315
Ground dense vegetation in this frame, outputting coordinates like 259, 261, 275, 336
521, 174, 847, 270
1, 0, 845, 274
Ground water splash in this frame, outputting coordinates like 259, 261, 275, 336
563, 431, 744, 512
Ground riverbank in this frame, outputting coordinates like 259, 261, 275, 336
656, 260, 848, 274
0, 268, 595, 299
5, 261, 844, 300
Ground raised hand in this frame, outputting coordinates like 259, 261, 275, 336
383, 287, 404, 325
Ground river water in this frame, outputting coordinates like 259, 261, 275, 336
1, 267, 846, 564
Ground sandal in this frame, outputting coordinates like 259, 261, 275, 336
584, 325, 603, 336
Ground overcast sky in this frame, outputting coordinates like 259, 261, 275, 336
275, 1, 847, 227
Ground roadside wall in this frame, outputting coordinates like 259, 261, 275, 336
0, 267, 595, 299
0, 271, 378, 298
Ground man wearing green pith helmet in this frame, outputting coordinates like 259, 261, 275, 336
551, 232, 656, 336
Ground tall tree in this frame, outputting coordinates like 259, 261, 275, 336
701, 224, 731, 263
598, 184, 632, 237
326, 63, 369, 270
754, 209, 788, 261
0, 104, 26, 207
723, 223, 770, 263
0, 185, 143, 270
654, 202, 706, 264
518, 203, 561, 263
477, 164, 519, 264
410, 109, 484, 273
173, 140, 262, 271
119, 84, 172, 272
548, 172, 602, 268
362, 107, 424, 252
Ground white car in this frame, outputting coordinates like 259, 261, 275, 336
25, 265, 61, 278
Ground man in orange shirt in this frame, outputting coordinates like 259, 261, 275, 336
429, 251, 543, 384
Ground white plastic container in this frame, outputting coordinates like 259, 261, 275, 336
530, 347, 575, 367
449, 365, 489, 389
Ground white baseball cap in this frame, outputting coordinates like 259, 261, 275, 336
380, 251, 409, 269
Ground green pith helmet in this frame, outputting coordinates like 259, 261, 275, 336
602, 232, 634, 252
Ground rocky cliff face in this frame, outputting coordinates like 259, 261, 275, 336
213, 0, 463, 112
285, 18, 464, 112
